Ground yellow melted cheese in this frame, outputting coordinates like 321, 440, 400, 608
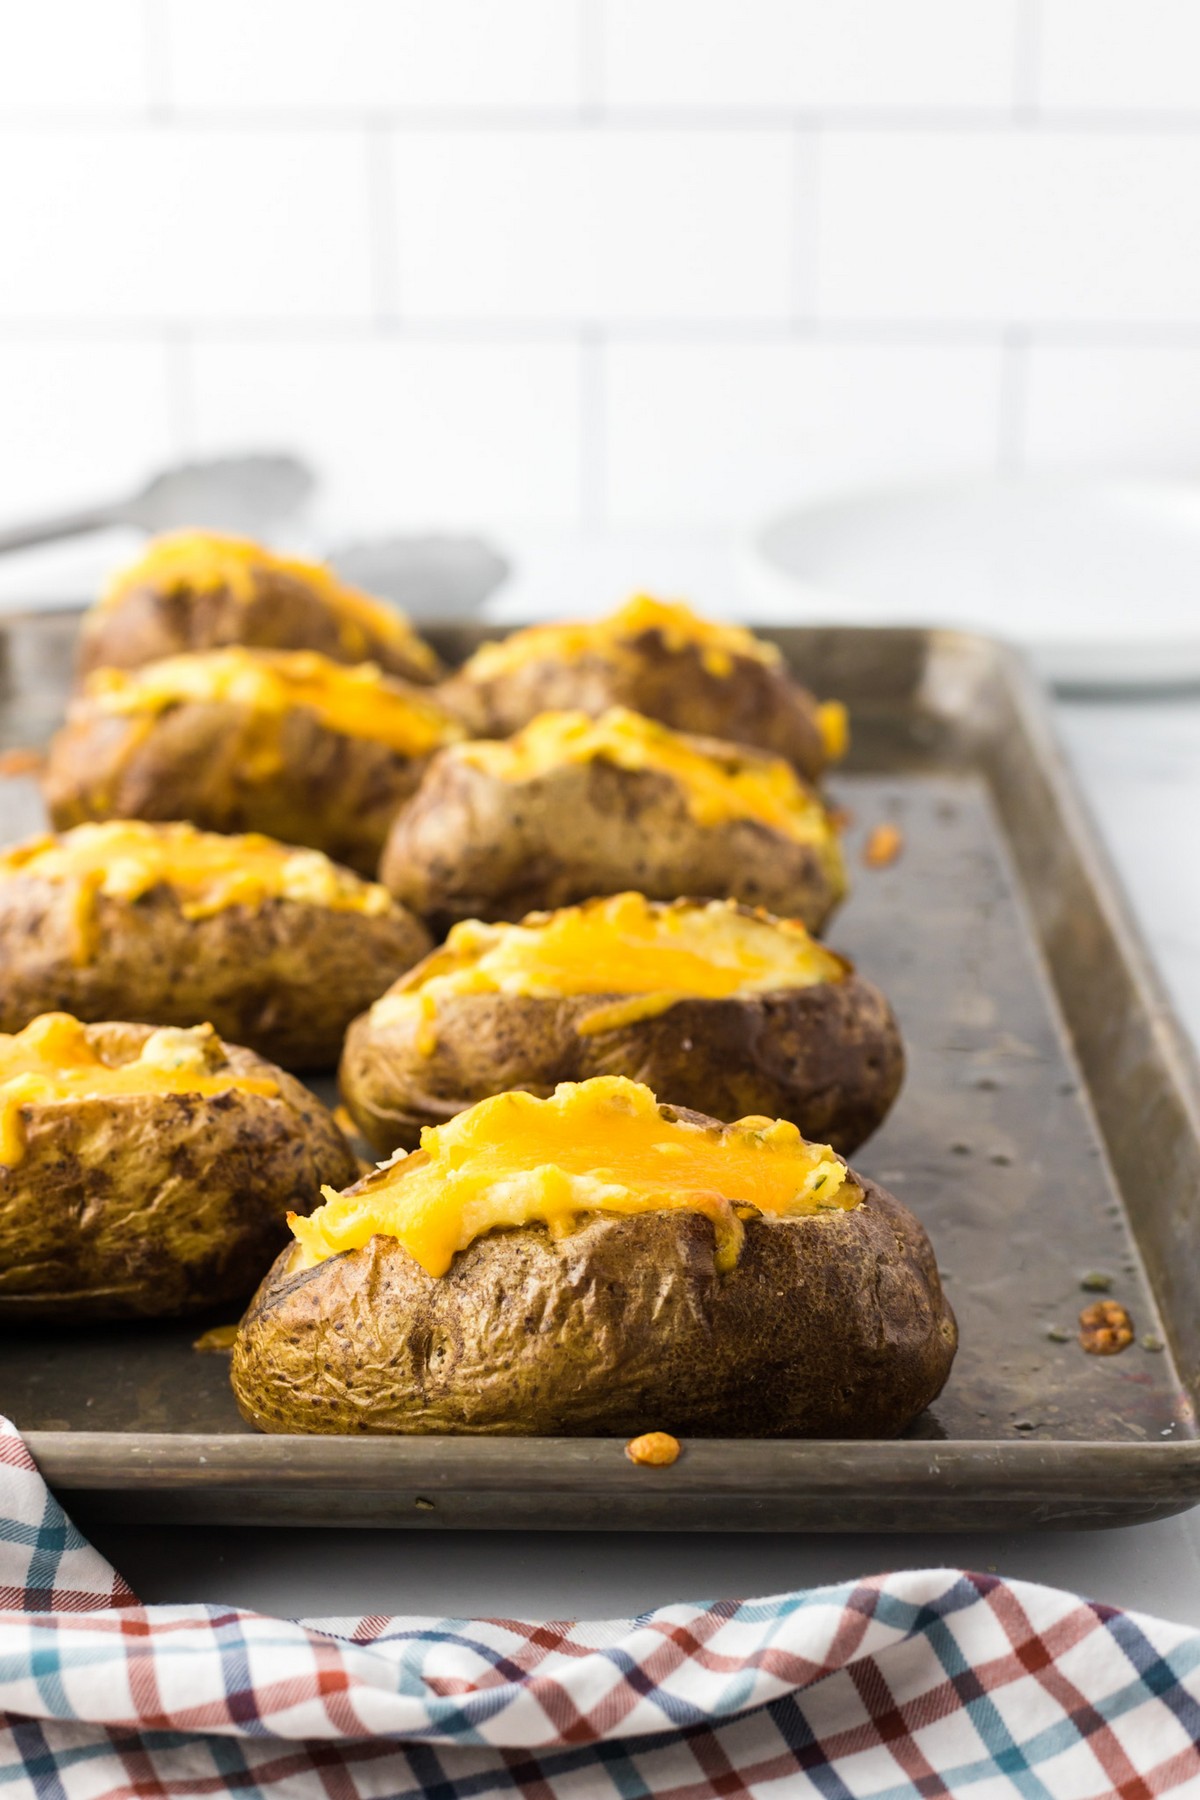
456, 707, 836, 845
464, 594, 782, 683
817, 701, 849, 762
1, 821, 393, 967
97, 530, 438, 675
289, 1074, 854, 1277
371, 893, 846, 1047
0, 1014, 278, 1168
84, 648, 463, 757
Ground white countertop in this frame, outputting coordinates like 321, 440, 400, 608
75, 686, 1200, 1629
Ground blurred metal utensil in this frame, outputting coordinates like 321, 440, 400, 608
0, 453, 315, 557
331, 533, 510, 618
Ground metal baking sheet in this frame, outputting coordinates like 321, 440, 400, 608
1, 612, 1198, 1530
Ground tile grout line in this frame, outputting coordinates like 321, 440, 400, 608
5, 320, 1200, 346
795, 123, 820, 325
578, 0, 605, 121
998, 328, 1030, 475
12, 107, 1200, 133
365, 123, 400, 322
141, 0, 172, 121
162, 329, 194, 458
578, 329, 607, 529
1013, 0, 1043, 121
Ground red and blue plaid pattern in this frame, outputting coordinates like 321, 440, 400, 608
1, 1417, 1198, 1797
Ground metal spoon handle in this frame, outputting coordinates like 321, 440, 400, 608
0, 502, 120, 557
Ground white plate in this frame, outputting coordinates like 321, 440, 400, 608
745, 477, 1200, 688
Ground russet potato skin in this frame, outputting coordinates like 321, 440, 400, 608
43, 695, 436, 877
0, 1022, 359, 1321
440, 632, 829, 779
379, 750, 846, 935
0, 879, 431, 1071
340, 975, 903, 1156
78, 572, 440, 686
231, 1171, 956, 1438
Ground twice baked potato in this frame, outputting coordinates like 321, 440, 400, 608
380, 707, 847, 933
42, 648, 465, 875
0, 1013, 358, 1319
0, 821, 431, 1069
340, 893, 902, 1154
79, 530, 441, 685
440, 595, 844, 780
232, 1076, 956, 1437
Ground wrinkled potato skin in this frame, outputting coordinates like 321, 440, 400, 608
0, 880, 431, 1070
440, 633, 828, 779
0, 1022, 358, 1321
340, 974, 903, 1155
78, 573, 441, 686
43, 695, 436, 876
232, 1173, 956, 1438
379, 751, 845, 934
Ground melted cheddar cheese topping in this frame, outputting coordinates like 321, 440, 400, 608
97, 530, 438, 675
0, 1014, 278, 1168
456, 708, 837, 845
1, 821, 393, 967
816, 700, 849, 763
289, 1075, 855, 1277
464, 594, 782, 683
84, 648, 464, 756
372, 893, 845, 1049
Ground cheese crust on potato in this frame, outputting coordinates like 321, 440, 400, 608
79, 530, 441, 685
0, 1013, 357, 1319
0, 821, 431, 1069
440, 595, 844, 779
340, 893, 901, 1153
380, 707, 847, 932
42, 648, 464, 875
232, 1076, 956, 1438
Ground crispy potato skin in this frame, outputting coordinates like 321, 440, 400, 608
0, 1022, 358, 1321
231, 1174, 956, 1438
78, 573, 440, 685
379, 752, 845, 934
340, 975, 903, 1156
440, 634, 828, 778
0, 880, 431, 1070
43, 698, 434, 876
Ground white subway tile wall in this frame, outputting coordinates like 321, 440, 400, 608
0, 0, 1197, 530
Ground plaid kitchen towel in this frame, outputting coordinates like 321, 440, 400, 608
1, 1421, 1199, 1799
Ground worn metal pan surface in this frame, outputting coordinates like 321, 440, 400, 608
0, 613, 1196, 1529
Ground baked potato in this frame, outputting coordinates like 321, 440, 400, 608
42, 648, 465, 876
340, 893, 902, 1154
232, 1075, 955, 1437
0, 821, 431, 1069
440, 594, 844, 780
380, 707, 847, 934
78, 530, 441, 685
0, 1012, 358, 1320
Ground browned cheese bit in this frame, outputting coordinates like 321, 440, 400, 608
863, 823, 903, 868
625, 1431, 681, 1467
1079, 1300, 1134, 1355
0, 747, 44, 778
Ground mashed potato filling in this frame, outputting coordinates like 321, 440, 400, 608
464, 595, 783, 682
97, 530, 438, 675
0, 1015, 278, 1168
457, 708, 837, 846
3, 821, 393, 964
372, 893, 846, 1047
85, 648, 462, 757
289, 1074, 855, 1277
